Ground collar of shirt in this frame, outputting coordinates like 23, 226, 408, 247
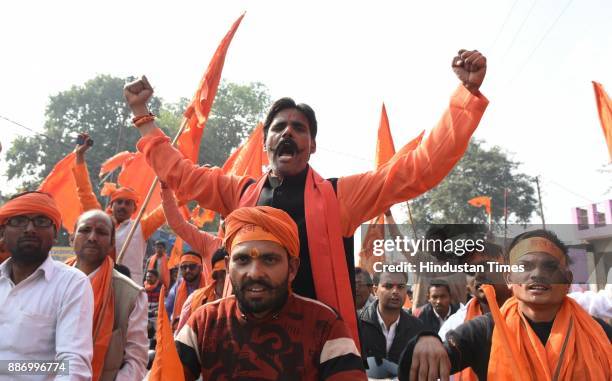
432, 304, 452, 322
0, 255, 56, 283
376, 304, 400, 353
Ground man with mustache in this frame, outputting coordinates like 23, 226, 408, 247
175, 206, 367, 380
398, 230, 612, 381
0, 191, 94, 380
359, 270, 424, 379
125, 49, 489, 340
165, 251, 206, 330
72, 133, 167, 283
68, 209, 148, 381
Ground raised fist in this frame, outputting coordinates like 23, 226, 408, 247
124, 75, 154, 116
452, 49, 487, 94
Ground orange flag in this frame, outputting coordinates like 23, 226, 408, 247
149, 286, 185, 381
222, 122, 268, 177
168, 236, 183, 269
592, 81, 612, 162
178, 14, 245, 163
99, 151, 136, 178
375, 103, 396, 168
38, 152, 81, 233
468, 196, 492, 215
117, 153, 161, 215
359, 214, 386, 272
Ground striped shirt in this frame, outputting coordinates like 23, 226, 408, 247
175, 293, 367, 380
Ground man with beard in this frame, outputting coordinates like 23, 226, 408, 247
145, 240, 170, 289
175, 248, 228, 333
175, 206, 367, 380
165, 251, 206, 330
0, 191, 94, 380
398, 230, 612, 381
359, 270, 424, 379
68, 209, 148, 381
124, 49, 489, 340
72, 134, 166, 283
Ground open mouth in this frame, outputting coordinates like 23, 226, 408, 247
275, 140, 298, 160
526, 283, 551, 292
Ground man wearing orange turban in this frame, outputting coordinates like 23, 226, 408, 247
0, 191, 94, 379
399, 229, 612, 381
67, 209, 148, 381
175, 206, 367, 381
72, 134, 166, 284
125, 50, 489, 343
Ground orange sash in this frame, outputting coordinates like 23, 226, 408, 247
148, 253, 169, 289
172, 274, 206, 328
482, 285, 612, 381
456, 299, 482, 381
239, 167, 359, 346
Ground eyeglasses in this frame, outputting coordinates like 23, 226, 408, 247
6, 215, 53, 228
180, 264, 199, 271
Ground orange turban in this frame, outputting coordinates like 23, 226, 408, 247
224, 206, 299, 257
101, 183, 139, 207
0, 191, 62, 230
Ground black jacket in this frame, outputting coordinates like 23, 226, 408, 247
416, 302, 459, 333
359, 300, 425, 365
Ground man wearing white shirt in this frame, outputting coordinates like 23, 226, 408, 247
69, 209, 148, 381
0, 191, 94, 380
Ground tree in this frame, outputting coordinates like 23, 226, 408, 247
408, 139, 537, 227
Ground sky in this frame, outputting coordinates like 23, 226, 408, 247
1, 0, 611, 226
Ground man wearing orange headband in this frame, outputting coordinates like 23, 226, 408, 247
399, 229, 612, 381
73, 134, 166, 283
69, 209, 148, 381
175, 206, 367, 380
0, 191, 94, 379
175, 248, 228, 333
165, 251, 206, 330
125, 50, 489, 342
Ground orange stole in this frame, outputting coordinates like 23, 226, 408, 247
148, 253, 170, 289
239, 167, 359, 347
456, 299, 482, 381
482, 285, 612, 381
172, 275, 206, 327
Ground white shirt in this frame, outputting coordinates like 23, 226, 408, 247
376, 307, 400, 354
432, 304, 453, 328
0, 256, 94, 380
82, 265, 149, 380
438, 299, 472, 339
115, 219, 147, 284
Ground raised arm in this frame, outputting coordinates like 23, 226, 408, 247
123, 76, 252, 216
140, 204, 167, 240
72, 133, 102, 211
338, 50, 489, 236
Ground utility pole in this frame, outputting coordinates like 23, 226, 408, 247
535, 177, 546, 229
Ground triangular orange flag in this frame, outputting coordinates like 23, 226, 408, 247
178, 14, 245, 163
149, 286, 185, 381
468, 196, 492, 215
38, 152, 81, 233
375, 103, 396, 169
99, 151, 136, 178
117, 153, 161, 215
168, 236, 183, 269
592, 81, 612, 163
222, 122, 268, 177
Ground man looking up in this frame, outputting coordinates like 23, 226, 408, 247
176, 206, 367, 380
123, 49, 489, 340
0, 191, 94, 380
68, 209, 148, 380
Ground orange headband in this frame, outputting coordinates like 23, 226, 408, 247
0, 192, 62, 230
180, 254, 202, 265
231, 225, 284, 250
509, 237, 566, 266
212, 260, 226, 273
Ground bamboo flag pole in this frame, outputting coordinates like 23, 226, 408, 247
405, 201, 419, 241
116, 117, 189, 264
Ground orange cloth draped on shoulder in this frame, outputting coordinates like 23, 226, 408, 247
455, 299, 482, 381
147, 253, 170, 290
482, 285, 612, 381
190, 260, 227, 312
172, 255, 206, 327
65, 255, 115, 381
150, 286, 185, 381
0, 191, 62, 230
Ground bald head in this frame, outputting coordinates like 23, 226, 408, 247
75, 209, 113, 230
72, 210, 115, 269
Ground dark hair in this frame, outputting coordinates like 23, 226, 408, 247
355, 267, 373, 285
146, 269, 159, 277
154, 240, 166, 248
508, 229, 571, 265
114, 264, 131, 278
263, 97, 318, 140
373, 270, 409, 285
428, 279, 451, 295
211, 248, 228, 266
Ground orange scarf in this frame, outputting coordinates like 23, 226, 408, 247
239, 167, 359, 346
145, 279, 161, 292
66, 255, 115, 381
482, 285, 612, 381
456, 299, 483, 381
0, 249, 9, 264
148, 253, 169, 289
172, 274, 206, 328
190, 261, 226, 311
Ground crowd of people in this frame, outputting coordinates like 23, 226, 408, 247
0, 49, 610, 381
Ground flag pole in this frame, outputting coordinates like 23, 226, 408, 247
117, 117, 189, 264
535, 176, 546, 230
503, 188, 508, 248
405, 201, 419, 241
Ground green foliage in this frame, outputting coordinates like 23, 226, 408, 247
409, 139, 537, 226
